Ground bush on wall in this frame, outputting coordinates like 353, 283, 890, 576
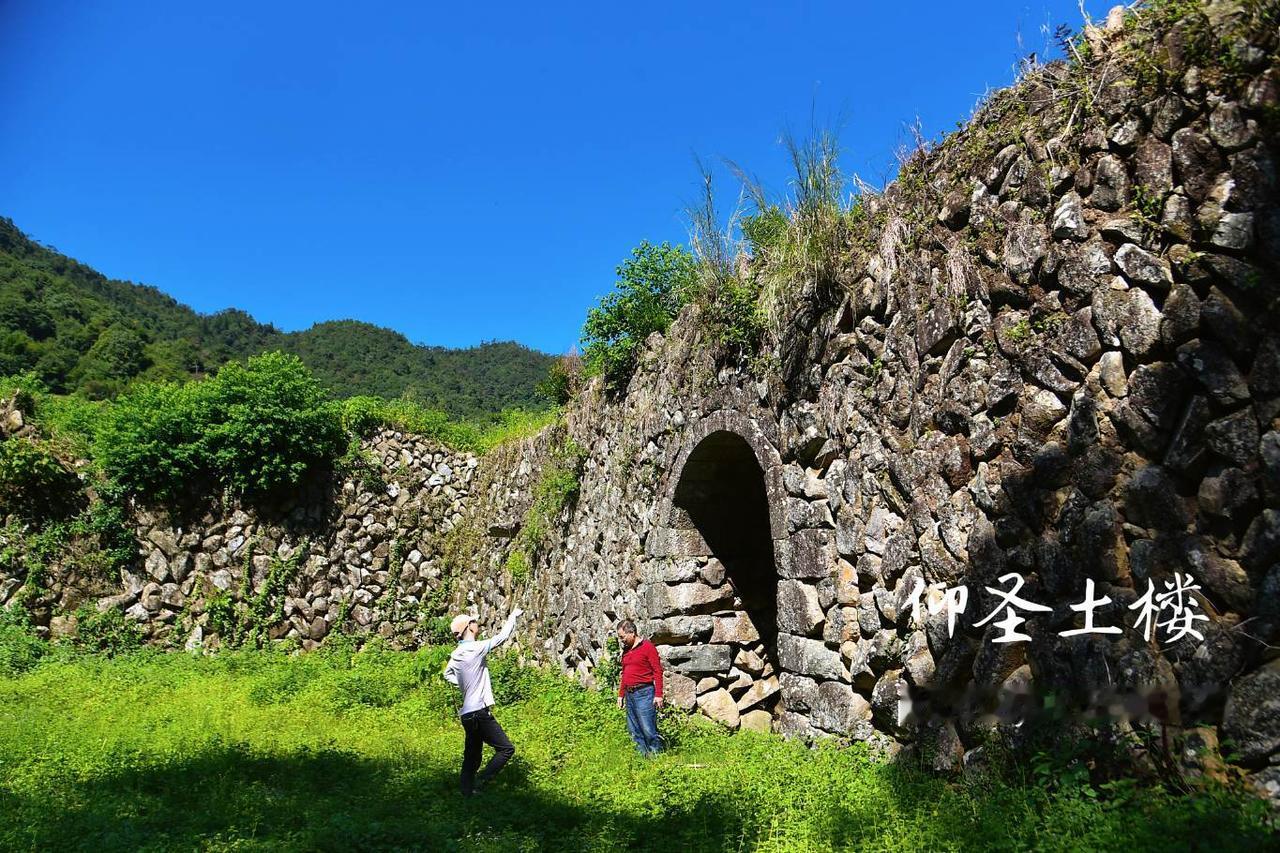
0, 436, 84, 521
580, 241, 696, 390
96, 351, 346, 504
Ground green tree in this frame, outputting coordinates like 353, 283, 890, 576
0, 436, 84, 521
97, 352, 348, 504
141, 338, 200, 383
535, 351, 583, 406
33, 344, 79, 392
95, 381, 205, 504
0, 289, 55, 340
0, 331, 37, 376
76, 324, 147, 386
198, 351, 346, 498
580, 241, 696, 389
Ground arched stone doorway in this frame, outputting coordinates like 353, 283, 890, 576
671, 430, 779, 663
644, 411, 788, 729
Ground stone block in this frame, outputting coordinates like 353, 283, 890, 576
781, 528, 834, 580
659, 643, 732, 675
811, 680, 873, 737
734, 647, 766, 674
642, 615, 714, 644
644, 526, 711, 557
697, 688, 740, 729
777, 633, 845, 680
735, 676, 780, 712
871, 669, 909, 734
144, 550, 170, 583
779, 671, 819, 713
835, 558, 859, 605
1222, 660, 1280, 764
664, 671, 698, 712
710, 613, 760, 644
645, 581, 732, 617
777, 711, 815, 740
740, 709, 773, 733
777, 580, 825, 636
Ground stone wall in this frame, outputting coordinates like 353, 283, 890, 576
443, 0, 1280, 799
3, 429, 477, 650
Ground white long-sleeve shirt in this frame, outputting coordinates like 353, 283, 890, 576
443, 611, 519, 715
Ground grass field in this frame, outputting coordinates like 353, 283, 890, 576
0, 642, 1273, 852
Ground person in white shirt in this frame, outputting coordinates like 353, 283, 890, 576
443, 608, 522, 796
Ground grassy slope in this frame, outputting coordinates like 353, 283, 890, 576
0, 650, 1271, 852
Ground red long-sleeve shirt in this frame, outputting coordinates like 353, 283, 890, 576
618, 637, 664, 697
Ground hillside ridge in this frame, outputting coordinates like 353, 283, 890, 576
0, 216, 553, 419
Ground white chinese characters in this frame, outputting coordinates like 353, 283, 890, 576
904, 572, 1208, 645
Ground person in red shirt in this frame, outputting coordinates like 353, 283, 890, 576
615, 619, 664, 756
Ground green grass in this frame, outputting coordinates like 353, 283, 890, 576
0, 647, 1272, 852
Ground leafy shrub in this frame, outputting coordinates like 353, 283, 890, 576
337, 438, 387, 493
75, 324, 147, 392
94, 381, 206, 504
594, 635, 621, 692
535, 352, 583, 406
76, 482, 139, 577
197, 353, 346, 498
328, 662, 413, 710
0, 372, 43, 416
685, 168, 767, 364
420, 615, 455, 646
0, 606, 47, 676
69, 604, 143, 657
97, 352, 346, 504
203, 544, 307, 649
472, 408, 560, 452
700, 274, 765, 361
504, 549, 530, 582
339, 395, 552, 454
33, 393, 110, 460
204, 591, 239, 643
581, 241, 696, 390
732, 128, 857, 333
488, 649, 538, 704
0, 437, 83, 521
247, 663, 311, 706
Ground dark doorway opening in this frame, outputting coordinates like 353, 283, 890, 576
671, 430, 778, 665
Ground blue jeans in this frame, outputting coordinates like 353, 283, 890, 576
624, 683, 663, 756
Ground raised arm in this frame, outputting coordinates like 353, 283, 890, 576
483, 608, 523, 654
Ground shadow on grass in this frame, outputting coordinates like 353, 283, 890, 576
3, 734, 1274, 853
0, 742, 755, 853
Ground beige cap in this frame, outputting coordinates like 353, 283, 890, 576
450, 613, 477, 638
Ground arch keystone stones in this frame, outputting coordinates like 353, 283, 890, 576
646, 409, 787, 559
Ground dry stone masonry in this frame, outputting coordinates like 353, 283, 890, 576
4, 0, 1278, 804
447, 0, 1280, 800
3, 429, 478, 650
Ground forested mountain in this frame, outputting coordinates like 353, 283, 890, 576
0, 217, 553, 419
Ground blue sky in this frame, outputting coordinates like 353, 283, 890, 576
1, 1, 1110, 354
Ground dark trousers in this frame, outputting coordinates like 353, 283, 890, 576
460, 706, 515, 794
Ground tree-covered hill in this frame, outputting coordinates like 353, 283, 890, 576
283, 321, 552, 415
0, 217, 553, 419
